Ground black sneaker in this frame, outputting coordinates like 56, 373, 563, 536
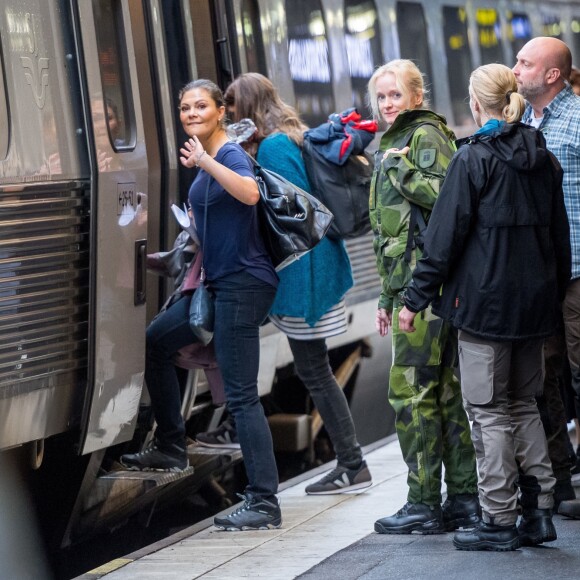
305, 461, 372, 495
518, 508, 557, 546
453, 522, 519, 551
442, 494, 481, 531
558, 498, 580, 519
374, 502, 445, 534
120, 442, 189, 472
196, 419, 240, 449
214, 493, 282, 531
554, 479, 575, 510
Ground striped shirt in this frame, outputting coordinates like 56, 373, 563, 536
269, 300, 347, 340
522, 86, 580, 279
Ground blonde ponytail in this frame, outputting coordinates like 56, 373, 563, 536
470, 64, 525, 123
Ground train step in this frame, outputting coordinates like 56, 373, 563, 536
73, 445, 243, 541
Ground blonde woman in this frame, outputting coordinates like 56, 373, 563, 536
368, 60, 478, 535
400, 64, 571, 550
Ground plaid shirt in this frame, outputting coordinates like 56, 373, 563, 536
522, 86, 580, 279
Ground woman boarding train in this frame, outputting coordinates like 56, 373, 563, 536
120, 79, 282, 531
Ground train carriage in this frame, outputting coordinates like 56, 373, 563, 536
0, 0, 577, 554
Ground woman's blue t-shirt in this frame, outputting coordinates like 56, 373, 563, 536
188, 141, 278, 288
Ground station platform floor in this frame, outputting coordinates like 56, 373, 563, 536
79, 435, 580, 580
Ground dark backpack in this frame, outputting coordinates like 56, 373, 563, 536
302, 139, 373, 240
302, 109, 377, 240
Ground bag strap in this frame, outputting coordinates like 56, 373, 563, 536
244, 150, 260, 171
404, 204, 428, 263
200, 177, 210, 282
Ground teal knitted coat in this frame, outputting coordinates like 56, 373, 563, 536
257, 133, 353, 326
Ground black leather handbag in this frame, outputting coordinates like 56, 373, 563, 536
253, 159, 334, 271
189, 179, 214, 345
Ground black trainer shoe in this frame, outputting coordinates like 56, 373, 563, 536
442, 494, 481, 531
214, 493, 282, 531
305, 461, 372, 495
374, 502, 445, 534
453, 522, 519, 551
558, 498, 580, 519
120, 442, 189, 472
196, 419, 240, 449
554, 479, 575, 510
518, 508, 557, 546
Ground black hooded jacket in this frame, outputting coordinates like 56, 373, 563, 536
403, 122, 571, 341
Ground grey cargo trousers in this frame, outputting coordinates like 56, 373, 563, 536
458, 330, 555, 526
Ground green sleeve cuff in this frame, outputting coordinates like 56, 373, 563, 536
378, 294, 393, 312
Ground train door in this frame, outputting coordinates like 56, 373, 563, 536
74, 0, 149, 455
210, 0, 240, 88
143, 0, 200, 220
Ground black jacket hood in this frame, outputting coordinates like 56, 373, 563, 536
456, 122, 548, 172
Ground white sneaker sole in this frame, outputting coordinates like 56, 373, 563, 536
214, 522, 282, 531
196, 440, 241, 450
305, 480, 372, 495
121, 462, 190, 473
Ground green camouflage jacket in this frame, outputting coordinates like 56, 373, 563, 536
369, 109, 456, 311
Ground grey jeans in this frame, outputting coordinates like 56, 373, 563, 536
288, 337, 363, 469
458, 330, 555, 526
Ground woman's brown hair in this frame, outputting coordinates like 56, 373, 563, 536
224, 73, 308, 145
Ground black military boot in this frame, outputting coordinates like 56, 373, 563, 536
442, 494, 481, 531
518, 508, 557, 546
374, 502, 444, 534
453, 522, 519, 551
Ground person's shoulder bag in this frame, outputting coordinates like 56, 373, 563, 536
250, 155, 333, 271
188, 177, 215, 346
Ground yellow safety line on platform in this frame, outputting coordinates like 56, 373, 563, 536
86, 558, 133, 575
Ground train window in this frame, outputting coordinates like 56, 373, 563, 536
285, 0, 334, 126
476, 8, 502, 64
344, 0, 382, 114
92, 0, 135, 150
443, 6, 473, 127
542, 14, 563, 39
0, 45, 7, 160
241, 0, 267, 74
507, 12, 532, 57
396, 2, 434, 106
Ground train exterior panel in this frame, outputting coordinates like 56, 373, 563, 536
0, 0, 577, 548
0, 1, 91, 451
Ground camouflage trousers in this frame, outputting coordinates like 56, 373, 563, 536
389, 302, 478, 505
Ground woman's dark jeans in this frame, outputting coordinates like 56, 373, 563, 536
288, 337, 363, 469
145, 270, 278, 499
212, 271, 278, 499
145, 294, 196, 451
